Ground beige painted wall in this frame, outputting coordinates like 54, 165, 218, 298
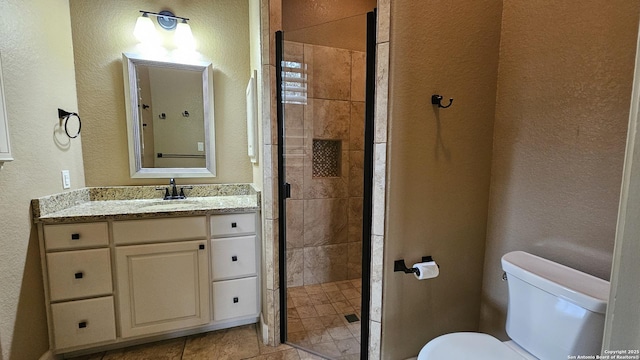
0, 0, 86, 359
381, 1, 502, 358
69, 0, 253, 186
282, 0, 375, 32
480, 1, 640, 339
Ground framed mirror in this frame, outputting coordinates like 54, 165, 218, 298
122, 52, 216, 178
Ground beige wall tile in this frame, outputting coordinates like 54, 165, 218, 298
372, 143, 387, 236
374, 42, 389, 144
287, 248, 304, 287
351, 51, 367, 102
284, 103, 305, 153
285, 155, 304, 199
303, 244, 349, 284
285, 199, 304, 248
303, 199, 349, 246
377, 0, 390, 43
349, 197, 364, 244
305, 99, 351, 142
368, 320, 381, 359
349, 151, 365, 197
348, 241, 363, 280
305, 44, 352, 100
350, 102, 366, 151
370, 235, 383, 323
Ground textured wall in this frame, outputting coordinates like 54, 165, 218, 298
69, 0, 253, 186
0, 0, 86, 359
381, 1, 502, 358
480, 1, 640, 339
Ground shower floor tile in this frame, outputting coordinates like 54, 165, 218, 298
286, 281, 362, 360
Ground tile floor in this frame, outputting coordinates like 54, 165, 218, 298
67, 324, 327, 360
286, 279, 362, 360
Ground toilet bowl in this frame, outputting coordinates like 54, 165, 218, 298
417, 251, 610, 360
418, 333, 537, 360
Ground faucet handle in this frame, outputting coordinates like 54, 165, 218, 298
169, 178, 176, 185
179, 186, 193, 198
155, 187, 170, 200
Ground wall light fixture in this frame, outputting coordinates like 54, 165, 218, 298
134, 10, 195, 50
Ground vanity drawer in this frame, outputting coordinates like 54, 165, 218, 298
47, 248, 112, 302
212, 277, 258, 322
211, 236, 257, 280
113, 216, 206, 245
44, 222, 108, 251
210, 213, 256, 237
51, 296, 116, 350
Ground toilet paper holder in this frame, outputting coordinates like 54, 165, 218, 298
394, 256, 439, 275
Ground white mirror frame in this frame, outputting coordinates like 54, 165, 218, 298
0, 52, 13, 167
122, 52, 216, 178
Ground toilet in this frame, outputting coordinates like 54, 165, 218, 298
418, 251, 610, 360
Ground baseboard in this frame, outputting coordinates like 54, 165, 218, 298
38, 350, 58, 360
259, 313, 268, 344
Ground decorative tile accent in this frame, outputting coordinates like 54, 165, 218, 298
312, 139, 342, 178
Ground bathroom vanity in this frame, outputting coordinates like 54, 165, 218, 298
32, 184, 261, 356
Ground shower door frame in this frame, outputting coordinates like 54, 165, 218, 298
276, 9, 377, 358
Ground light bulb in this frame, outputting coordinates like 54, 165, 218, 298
134, 13, 160, 45
175, 20, 196, 50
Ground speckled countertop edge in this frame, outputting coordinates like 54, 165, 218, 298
32, 184, 261, 224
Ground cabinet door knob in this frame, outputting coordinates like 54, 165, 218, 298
71, 233, 80, 240
232, 256, 238, 262
78, 321, 87, 329
199, 244, 205, 250
74, 272, 84, 279
231, 222, 237, 228
233, 297, 239, 303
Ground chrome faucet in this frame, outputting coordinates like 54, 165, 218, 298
169, 178, 178, 198
156, 178, 192, 200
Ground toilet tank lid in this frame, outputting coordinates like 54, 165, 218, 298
501, 251, 610, 313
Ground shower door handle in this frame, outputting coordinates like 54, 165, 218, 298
282, 183, 291, 199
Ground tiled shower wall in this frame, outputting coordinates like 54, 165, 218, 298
284, 41, 366, 287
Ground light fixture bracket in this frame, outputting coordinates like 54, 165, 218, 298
157, 10, 177, 30
138, 10, 190, 31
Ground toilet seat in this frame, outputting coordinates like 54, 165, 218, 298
418, 332, 529, 360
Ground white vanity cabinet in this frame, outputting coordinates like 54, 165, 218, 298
41, 222, 116, 350
38, 211, 260, 355
113, 217, 210, 338
210, 213, 260, 323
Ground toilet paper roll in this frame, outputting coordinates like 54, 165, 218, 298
413, 261, 439, 280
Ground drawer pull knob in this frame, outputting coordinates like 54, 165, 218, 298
74, 272, 84, 279
231, 222, 237, 228
233, 297, 239, 303
199, 244, 205, 250
71, 233, 80, 240
232, 256, 238, 262
78, 321, 87, 329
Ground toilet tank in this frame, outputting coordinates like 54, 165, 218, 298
501, 251, 610, 360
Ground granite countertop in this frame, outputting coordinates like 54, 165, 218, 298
32, 184, 261, 224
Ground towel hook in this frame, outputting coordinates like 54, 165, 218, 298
431, 94, 453, 109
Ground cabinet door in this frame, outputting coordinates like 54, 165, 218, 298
116, 240, 210, 338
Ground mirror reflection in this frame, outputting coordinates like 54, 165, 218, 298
123, 53, 216, 178
137, 64, 205, 168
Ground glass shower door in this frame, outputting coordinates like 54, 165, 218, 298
277, 10, 376, 359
